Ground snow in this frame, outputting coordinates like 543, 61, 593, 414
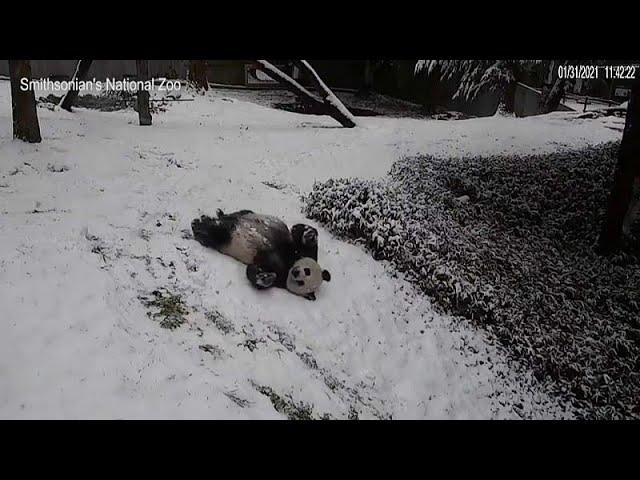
0, 81, 624, 419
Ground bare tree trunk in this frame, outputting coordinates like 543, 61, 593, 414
540, 76, 567, 114
255, 60, 357, 128
59, 60, 93, 111
597, 77, 640, 254
356, 60, 374, 97
188, 60, 209, 91
8, 60, 41, 143
364, 60, 374, 90
136, 60, 152, 126
503, 63, 521, 114
539, 61, 569, 114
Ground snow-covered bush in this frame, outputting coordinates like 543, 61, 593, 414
304, 141, 640, 419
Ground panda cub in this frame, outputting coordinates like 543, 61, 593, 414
191, 209, 331, 300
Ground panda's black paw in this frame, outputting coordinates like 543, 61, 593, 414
301, 226, 318, 246
292, 224, 317, 245
304, 292, 317, 301
255, 271, 277, 289
247, 264, 273, 289
291, 224, 319, 261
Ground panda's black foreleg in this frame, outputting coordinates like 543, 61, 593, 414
291, 224, 319, 261
246, 264, 278, 290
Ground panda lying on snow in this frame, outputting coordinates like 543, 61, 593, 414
191, 209, 331, 300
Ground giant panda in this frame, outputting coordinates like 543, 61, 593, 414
191, 209, 331, 300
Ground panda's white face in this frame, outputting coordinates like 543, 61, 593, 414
286, 257, 330, 298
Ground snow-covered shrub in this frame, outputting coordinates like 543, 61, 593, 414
304, 141, 640, 419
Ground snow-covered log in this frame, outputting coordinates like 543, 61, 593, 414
8, 60, 41, 143
255, 60, 357, 128
295, 60, 357, 128
255, 60, 324, 105
60, 60, 93, 112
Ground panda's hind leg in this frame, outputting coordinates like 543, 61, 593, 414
191, 215, 231, 249
217, 209, 254, 220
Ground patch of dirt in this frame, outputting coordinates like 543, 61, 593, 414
139, 288, 189, 330
199, 344, 225, 359
273, 101, 380, 117
252, 383, 315, 420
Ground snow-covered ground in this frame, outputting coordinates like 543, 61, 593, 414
0, 81, 624, 419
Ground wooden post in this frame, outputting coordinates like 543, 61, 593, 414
136, 60, 152, 126
59, 60, 93, 112
8, 60, 41, 143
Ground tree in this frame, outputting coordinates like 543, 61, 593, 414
188, 60, 209, 91
59, 60, 93, 111
255, 60, 357, 128
597, 76, 640, 254
355, 60, 374, 97
136, 60, 152, 126
8, 60, 41, 143
415, 60, 542, 113
539, 74, 567, 114
538, 60, 573, 114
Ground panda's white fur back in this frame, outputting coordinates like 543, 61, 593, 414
218, 213, 288, 265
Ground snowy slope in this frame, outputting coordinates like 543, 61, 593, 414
0, 81, 624, 419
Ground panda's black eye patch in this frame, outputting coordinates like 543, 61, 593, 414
304, 268, 311, 276
296, 280, 305, 286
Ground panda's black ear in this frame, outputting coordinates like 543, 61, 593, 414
322, 270, 331, 282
